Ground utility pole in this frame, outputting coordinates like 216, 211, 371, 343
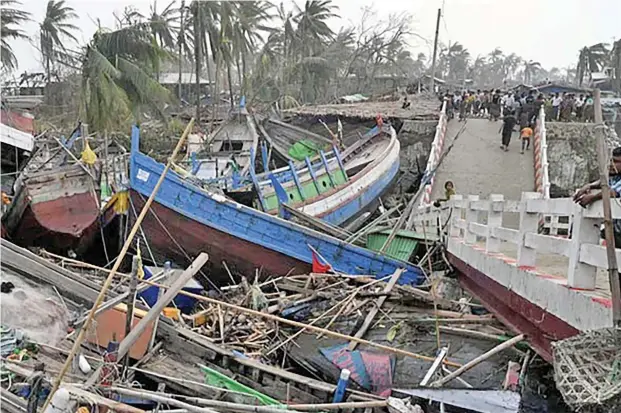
428, 8, 442, 94
594, 88, 621, 326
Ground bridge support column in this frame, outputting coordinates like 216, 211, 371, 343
465, 195, 480, 245
567, 203, 599, 289
517, 192, 542, 268
486, 194, 504, 253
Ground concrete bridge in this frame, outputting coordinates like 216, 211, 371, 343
409, 106, 614, 362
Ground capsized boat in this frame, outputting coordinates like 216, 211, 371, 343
129, 125, 424, 286
189, 105, 258, 180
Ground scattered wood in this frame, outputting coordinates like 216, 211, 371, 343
348, 268, 404, 350
430, 334, 526, 387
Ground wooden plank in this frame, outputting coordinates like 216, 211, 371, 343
348, 268, 404, 351
281, 204, 351, 240
1, 239, 104, 294
0, 244, 101, 304
117, 253, 209, 360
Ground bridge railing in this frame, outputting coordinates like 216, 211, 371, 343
418, 101, 448, 207
534, 106, 550, 200
410, 192, 620, 291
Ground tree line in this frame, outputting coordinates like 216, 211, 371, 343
1, 0, 620, 133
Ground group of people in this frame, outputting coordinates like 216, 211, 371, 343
439, 88, 599, 153
439, 89, 541, 153
548, 92, 595, 122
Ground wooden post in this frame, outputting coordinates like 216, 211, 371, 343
567, 203, 599, 289
123, 255, 140, 372
430, 334, 525, 387
450, 194, 463, 238
41, 118, 196, 412
464, 195, 479, 245
428, 8, 441, 93
594, 88, 621, 325
117, 253, 209, 360
486, 194, 504, 253
517, 192, 542, 268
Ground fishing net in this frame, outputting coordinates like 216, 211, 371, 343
552, 327, 621, 412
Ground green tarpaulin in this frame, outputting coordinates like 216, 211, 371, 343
200, 364, 282, 406
288, 139, 323, 161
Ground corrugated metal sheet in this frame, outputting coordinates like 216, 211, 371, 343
366, 229, 422, 261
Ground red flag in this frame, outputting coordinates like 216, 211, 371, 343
312, 251, 331, 273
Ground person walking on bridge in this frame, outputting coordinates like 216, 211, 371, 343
520, 125, 533, 154
499, 110, 517, 151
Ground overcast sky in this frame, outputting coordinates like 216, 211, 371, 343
8, 0, 620, 75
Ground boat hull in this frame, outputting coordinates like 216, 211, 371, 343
129, 130, 424, 286
130, 189, 309, 278
2, 163, 103, 254
304, 137, 400, 226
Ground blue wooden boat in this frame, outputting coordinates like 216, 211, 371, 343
129, 125, 424, 286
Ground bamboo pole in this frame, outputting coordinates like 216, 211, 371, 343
430, 334, 525, 387
123, 256, 140, 373
41, 118, 196, 411
108, 386, 387, 412
594, 88, 621, 326
131, 277, 461, 367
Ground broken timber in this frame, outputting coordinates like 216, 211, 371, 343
348, 268, 404, 350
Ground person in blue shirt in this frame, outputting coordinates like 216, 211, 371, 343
573, 147, 621, 245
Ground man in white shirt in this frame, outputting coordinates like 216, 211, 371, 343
575, 94, 585, 120
552, 93, 562, 120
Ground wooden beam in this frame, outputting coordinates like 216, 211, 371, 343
430, 334, 525, 387
348, 268, 404, 350
117, 253, 209, 360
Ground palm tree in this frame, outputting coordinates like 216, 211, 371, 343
148, 0, 179, 80
503, 53, 521, 80
487, 48, 505, 85
576, 43, 610, 85
293, 0, 337, 102
294, 0, 337, 56
40, 0, 79, 85
446, 42, 469, 82
412, 52, 426, 76
523, 60, 541, 84
81, 23, 171, 132
230, 1, 273, 96
1, 0, 31, 71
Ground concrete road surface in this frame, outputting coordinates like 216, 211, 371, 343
431, 118, 536, 228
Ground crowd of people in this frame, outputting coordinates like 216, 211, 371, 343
435, 88, 597, 153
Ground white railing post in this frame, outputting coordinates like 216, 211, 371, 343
540, 107, 550, 200
517, 192, 542, 267
486, 194, 504, 253
464, 195, 480, 245
449, 195, 463, 238
567, 203, 599, 290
